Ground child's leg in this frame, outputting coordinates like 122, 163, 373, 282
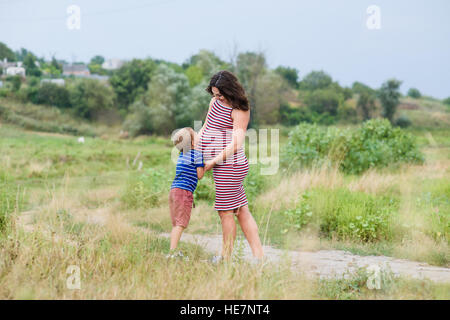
170, 225, 185, 250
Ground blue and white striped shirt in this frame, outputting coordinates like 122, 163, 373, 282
171, 149, 204, 193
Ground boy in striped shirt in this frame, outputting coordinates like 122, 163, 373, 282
167, 127, 205, 259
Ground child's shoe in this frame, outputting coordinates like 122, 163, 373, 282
165, 252, 176, 260
166, 251, 189, 261
176, 251, 189, 261
210, 255, 223, 265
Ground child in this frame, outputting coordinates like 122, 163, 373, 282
167, 127, 204, 259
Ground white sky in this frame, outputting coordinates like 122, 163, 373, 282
1, 0, 449, 98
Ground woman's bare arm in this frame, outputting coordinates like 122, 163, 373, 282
206, 109, 249, 169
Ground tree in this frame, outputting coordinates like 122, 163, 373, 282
68, 79, 116, 119
88, 55, 106, 75
352, 81, 375, 95
184, 49, 228, 78
443, 97, 450, 106
124, 64, 190, 136
34, 83, 71, 108
176, 80, 211, 128
254, 71, 289, 124
378, 79, 402, 123
43, 56, 63, 77
275, 66, 299, 88
305, 88, 341, 117
299, 71, 332, 91
109, 59, 156, 111
23, 53, 42, 77
14, 48, 30, 61
236, 51, 267, 126
0, 42, 16, 61
90, 55, 105, 65
5, 76, 22, 91
357, 91, 376, 121
407, 88, 421, 99
184, 65, 203, 87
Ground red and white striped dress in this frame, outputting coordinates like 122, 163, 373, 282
199, 99, 249, 211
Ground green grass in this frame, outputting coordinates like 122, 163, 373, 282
1, 98, 449, 298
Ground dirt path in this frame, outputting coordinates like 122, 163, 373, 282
160, 232, 450, 283
17, 209, 450, 284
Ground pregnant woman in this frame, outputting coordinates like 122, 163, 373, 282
197, 70, 264, 262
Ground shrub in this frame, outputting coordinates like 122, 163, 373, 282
122, 101, 154, 137
33, 82, 71, 108
68, 79, 116, 120
337, 102, 357, 123
279, 103, 313, 126
443, 97, 450, 106
283, 122, 344, 168
394, 115, 412, 128
284, 119, 424, 174
5, 75, 21, 91
282, 192, 314, 231
0, 88, 11, 98
309, 188, 397, 242
305, 88, 340, 116
121, 168, 168, 209
341, 119, 424, 174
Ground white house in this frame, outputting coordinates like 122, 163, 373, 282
1, 58, 20, 75
6, 67, 26, 77
41, 78, 65, 86
101, 59, 124, 70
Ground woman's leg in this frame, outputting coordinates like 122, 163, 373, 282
218, 210, 236, 259
236, 205, 264, 258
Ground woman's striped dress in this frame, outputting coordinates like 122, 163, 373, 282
199, 99, 249, 211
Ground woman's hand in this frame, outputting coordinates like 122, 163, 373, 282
204, 160, 215, 172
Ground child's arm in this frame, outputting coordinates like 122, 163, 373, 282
196, 167, 205, 180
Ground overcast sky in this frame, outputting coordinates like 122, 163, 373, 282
1, 0, 449, 98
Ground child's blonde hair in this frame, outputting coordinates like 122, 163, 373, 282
172, 127, 195, 152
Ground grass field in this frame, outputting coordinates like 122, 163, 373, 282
0, 97, 449, 299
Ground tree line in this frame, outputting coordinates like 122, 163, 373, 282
1, 42, 448, 136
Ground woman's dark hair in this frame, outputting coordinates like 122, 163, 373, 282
206, 70, 250, 111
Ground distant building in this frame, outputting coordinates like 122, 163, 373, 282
6, 67, 26, 77
41, 78, 66, 86
63, 64, 90, 77
101, 59, 124, 70
1, 58, 24, 76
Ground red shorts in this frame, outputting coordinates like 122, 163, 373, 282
169, 188, 193, 228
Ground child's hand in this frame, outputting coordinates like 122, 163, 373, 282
204, 160, 215, 172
